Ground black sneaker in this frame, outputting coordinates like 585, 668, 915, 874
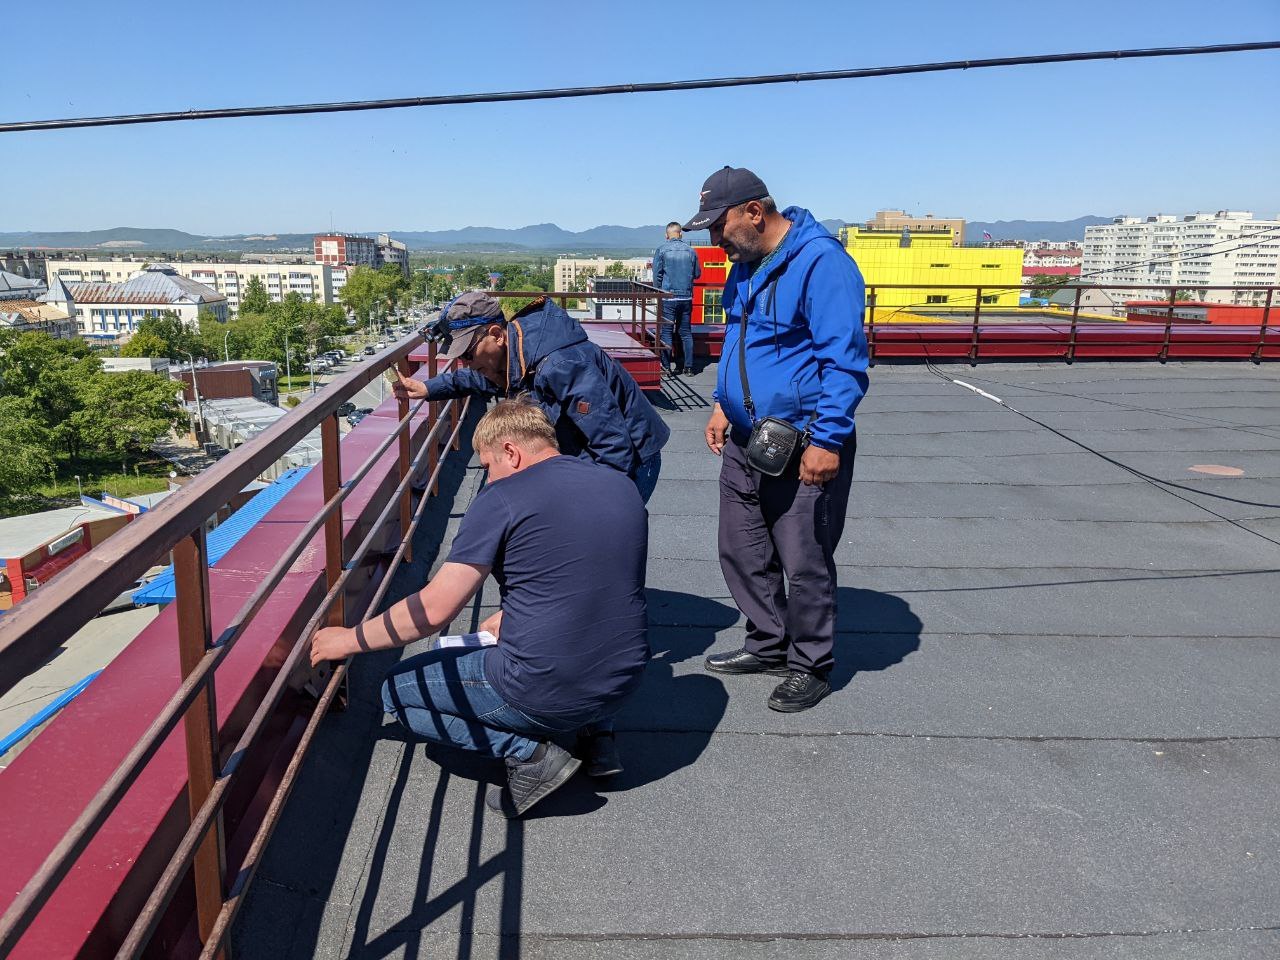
486, 742, 581, 818
767, 671, 831, 712
682, 367, 695, 376
705, 648, 791, 676
576, 730, 623, 778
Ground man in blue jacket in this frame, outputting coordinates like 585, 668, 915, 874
687, 167, 869, 712
393, 291, 669, 502
652, 221, 701, 374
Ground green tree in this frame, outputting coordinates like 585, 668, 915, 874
604, 261, 630, 278
410, 270, 429, 303
460, 262, 492, 290
0, 331, 102, 458
428, 274, 456, 305
122, 311, 200, 359
239, 275, 271, 314
1028, 274, 1070, 300
119, 331, 170, 358
72, 372, 182, 473
339, 266, 380, 325
0, 395, 54, 499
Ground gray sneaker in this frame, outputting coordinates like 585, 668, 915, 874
486, 742, 581, 818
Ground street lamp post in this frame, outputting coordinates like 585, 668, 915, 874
283, 331, 292, 399
223, 329, 231, 362
183, 351, 205, 434
74, 475, 83, 499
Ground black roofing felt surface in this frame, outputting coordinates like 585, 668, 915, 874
236, 362, 1280, 959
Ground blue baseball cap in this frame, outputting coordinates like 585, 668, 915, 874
431, 292, 505, 360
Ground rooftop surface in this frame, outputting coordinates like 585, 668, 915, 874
235, 361, 1280, 959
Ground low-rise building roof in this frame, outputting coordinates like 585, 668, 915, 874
66, 266, 225, 306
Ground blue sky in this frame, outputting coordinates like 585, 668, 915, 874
4, 0, 1277, 234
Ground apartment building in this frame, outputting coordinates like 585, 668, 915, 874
553, 257, 651, 291
1082, 211, 1280, 305
45, 265, 227, 341
44, 258, 342, 311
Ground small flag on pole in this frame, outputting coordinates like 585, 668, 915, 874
983, 230, 993, 241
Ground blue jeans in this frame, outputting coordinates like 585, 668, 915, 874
661, 298, 693, 370
631, 452, 661, 504
382, 647, 599, 761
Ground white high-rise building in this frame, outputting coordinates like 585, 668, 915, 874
1082, 211, 1280, 306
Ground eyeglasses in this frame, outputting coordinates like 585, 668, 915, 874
460, 332, 482, 363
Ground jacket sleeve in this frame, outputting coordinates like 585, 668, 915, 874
423, 367, 500, 401
691, 247, 701, 281
652, 245, 666, 291
803, 252, 869, 451
540, 357, 636, 475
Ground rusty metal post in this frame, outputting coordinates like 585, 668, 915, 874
1159, 286, 1176, 363
654, 291, 664, 360
1253, 288, 1274, 363
866, 287, 877, 366
1066, 287, 1082, 364
630, 295, 638, 339
969, 287, 983, 365
393, 356, 415, 556
320, 415, 346, 623
425, 341, 443, 490
172, 529, 227, 954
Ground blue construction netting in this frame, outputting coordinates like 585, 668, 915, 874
132, 466, 313, 605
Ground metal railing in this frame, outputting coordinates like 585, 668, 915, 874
863, 282, 1278, 365
485, 288, 667, 357
0, 333, 470, 957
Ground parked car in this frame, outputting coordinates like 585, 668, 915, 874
363, 345, 376, 355
374, 342, 387, 351
337, 402, 356, 417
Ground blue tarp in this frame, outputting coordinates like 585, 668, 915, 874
132, 466, 312, 605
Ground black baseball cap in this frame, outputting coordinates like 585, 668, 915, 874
683, 166, 769, 231
430, 292, 505, 360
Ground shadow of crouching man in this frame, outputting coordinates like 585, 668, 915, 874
828, 586, 924, 693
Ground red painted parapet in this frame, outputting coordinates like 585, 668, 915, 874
0, 335, 472, 959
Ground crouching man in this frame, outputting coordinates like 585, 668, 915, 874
310, 398, 650, 818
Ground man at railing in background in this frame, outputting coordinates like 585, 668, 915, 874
690, 166, 869, 713
653, 220, 701, 375
311, 399, 649, 818
392, 291, 669, 501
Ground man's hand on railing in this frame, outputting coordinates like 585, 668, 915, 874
391, 367, 428, 402
311, 626, 357, 667
478, 609, 503, 640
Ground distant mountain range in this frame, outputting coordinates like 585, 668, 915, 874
0, 216, 1113, 253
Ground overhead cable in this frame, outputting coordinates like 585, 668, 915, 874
1, 41, 1278, 134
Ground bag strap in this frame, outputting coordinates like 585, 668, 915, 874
737, 297, 755, 423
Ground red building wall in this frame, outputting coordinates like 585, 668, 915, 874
691, 245, 730, 325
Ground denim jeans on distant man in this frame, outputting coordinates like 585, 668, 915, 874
661, 298, 694, 371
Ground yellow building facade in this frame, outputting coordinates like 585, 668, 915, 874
838, 227, 1024, 311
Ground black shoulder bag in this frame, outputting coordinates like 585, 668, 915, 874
738, 279, 810, 477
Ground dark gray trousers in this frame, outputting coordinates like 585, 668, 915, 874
717, 431, 856, 677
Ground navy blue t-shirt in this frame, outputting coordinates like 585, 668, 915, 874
447, 455, 650, 719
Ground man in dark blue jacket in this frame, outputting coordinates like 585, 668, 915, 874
652, 221, 701, 375
393, 291, 669, 501
687, 167, 869, 712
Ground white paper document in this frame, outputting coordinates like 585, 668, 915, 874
436, 630, 498, 649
